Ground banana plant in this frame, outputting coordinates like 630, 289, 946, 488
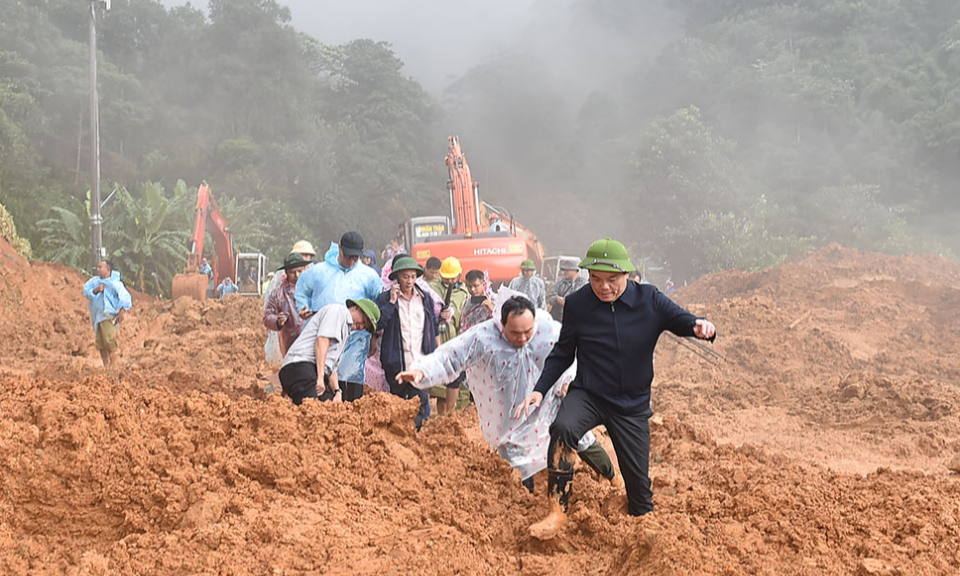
107, 180, 190, 294
36, 198, 91, 272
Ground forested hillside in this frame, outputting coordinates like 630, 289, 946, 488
1, 0, 957, 292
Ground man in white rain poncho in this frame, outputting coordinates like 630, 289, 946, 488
396, 291, 619, 491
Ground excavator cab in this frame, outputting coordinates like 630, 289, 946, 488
235, 253, 267, 296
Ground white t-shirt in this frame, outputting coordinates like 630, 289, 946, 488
282, 303, 352, 376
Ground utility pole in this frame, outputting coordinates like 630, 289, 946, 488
88, 0, 109, 269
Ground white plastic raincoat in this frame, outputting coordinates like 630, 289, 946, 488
410, 289, 594, 480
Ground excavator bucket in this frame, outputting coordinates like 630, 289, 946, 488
171, 272, 208, 301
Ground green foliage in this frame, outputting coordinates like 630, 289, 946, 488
5, 0, 960, 286
108, 181, 191, 293
37, 199, 90, 270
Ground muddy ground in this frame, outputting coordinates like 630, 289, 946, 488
1, 239, 958, 575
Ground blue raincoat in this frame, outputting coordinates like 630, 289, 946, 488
295, 242, 383, 383
82, 271, 132, 330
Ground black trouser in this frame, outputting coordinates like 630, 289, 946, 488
549, 387, 653, 515
278, 362, 335, 405
385, 369, 430, 430
342, 381, 364, 402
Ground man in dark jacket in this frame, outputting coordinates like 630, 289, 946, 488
376, 256, 440, 429
515, 238, 716, 539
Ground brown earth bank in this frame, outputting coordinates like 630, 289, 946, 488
1, 238, 959, 574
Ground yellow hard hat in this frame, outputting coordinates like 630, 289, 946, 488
291, 240, 316, 257
439, 256, 462, 279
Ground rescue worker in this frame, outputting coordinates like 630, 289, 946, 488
376, 257, 439, 429
278, 298, 380, 405
428, 256, 470, 414
396, 294, 619, 491
82, 259, 132, 368
547, 261, 587, 321
515, 238, 717, 539
508, 259, 546, 309
263, 253, 309, 356
199, 257, 214, 298
217, 277, 239, 298
295, 232, 383, 402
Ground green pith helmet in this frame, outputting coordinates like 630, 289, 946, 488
579, 238, 636, 273
346, 298, 381, 333
520, 259, 536, 271
388, 256, 424, 281
278, 252, 309, 271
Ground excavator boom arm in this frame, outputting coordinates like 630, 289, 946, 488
172, 183, 234, 300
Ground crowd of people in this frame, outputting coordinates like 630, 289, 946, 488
82, 230, 716, 541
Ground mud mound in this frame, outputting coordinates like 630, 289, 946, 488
0, 238, 150, 372
3, 238, 960, 574
0, 237, 270, 398
1, 375, 958, 575
655, 244, 960, 473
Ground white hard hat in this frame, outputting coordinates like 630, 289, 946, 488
291, 240, 316, 256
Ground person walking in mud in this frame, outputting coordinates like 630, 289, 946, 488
460, 269, 495, 331
296, 232, 383, 402
547, 260, 587, 321
515, 238, 716, 540
396, 295, 619, 491
263, 253, 310, 357
428, 257, 471, 415
508, 259, 546, 309
376, 257, 439, 430
82, 259, 133, 369
278, 299, 380, 405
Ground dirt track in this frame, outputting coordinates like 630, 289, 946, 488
1, 239, 958, 575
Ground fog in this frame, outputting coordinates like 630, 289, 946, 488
162, 0, 555, 92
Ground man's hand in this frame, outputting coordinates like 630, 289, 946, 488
482, 298, 494, 312
693, 319, 716, 340
316, 375, 326, 396
556, 296, 565, 305
390, 283, 400, 304
513, 392, 543, 420
395, 370, 425, 385
299, 306, 315, 320
93, 284, 105, 294
440, 307, 453, 322
114, 308, 125, 326
276, 313, 287, 328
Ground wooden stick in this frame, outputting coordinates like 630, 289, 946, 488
789, 310, 812, 330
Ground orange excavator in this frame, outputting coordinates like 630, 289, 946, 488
406, 136, 546, 284
171, 183, 234, 300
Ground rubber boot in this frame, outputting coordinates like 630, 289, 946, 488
578, 441, 614, 478
578, 441, 624, 489
529, 470, 573, 540
522, 476, 534, 494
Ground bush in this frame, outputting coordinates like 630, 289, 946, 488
0, 202, 31, 258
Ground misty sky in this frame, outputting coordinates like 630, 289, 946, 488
160, 0, 549, 91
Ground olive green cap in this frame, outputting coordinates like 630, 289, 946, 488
579, 238, 636, 273
346, 298, 381, 333
388, 256, 423, 281
520, 259, 536, 271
